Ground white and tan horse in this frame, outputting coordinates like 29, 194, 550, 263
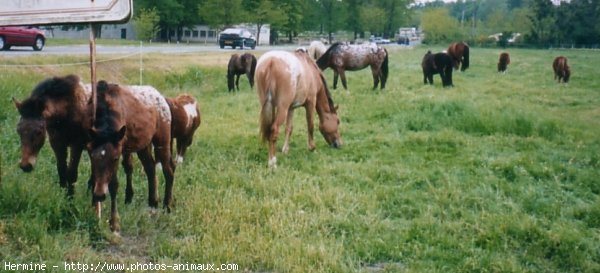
255, 49, 342, 168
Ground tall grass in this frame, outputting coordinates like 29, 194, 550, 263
1, 46, 599, 272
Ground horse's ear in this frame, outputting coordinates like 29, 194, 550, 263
12, 97, 22, 110
117, 126, 127, 141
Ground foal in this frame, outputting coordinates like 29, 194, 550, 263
89, 81, 175, 233
553, 56, 571, 83
227, 53, 257, 92
165, 94, 201, 164
498, 52, 510, 73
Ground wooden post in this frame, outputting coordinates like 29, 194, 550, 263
89, 23, 97, 126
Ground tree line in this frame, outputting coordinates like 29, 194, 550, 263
131, 0, 599, 47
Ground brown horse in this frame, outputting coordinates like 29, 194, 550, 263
89, 81, 175, 233
498, 52, 510, 73
421, 50, 454, 87
256, 49, 342, 168
165, 94, 201, 164
447, 41, 470, 71
227, 53, 257, 92
316, 42, 388, 90
13, 75, 92, 196
553, 56, 570, 83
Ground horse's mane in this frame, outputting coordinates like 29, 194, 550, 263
316, 42, 343, 69
18, 75, 80, 118
91, 80, 123, 147
319, 74, 337, 114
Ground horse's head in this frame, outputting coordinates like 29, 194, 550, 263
319, 110, 342, 149
14, 97, 46, 172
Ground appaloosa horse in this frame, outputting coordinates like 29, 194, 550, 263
165, 94, 201, 164
421, 50, 454, 87
256, 49, 342, 168
498, 52, 510, 73
316, 42, 388, 90
227, 53, 257, 92
89, 81, 175, 233
447, 41, 470, 71
553, 56, 570, 83
13, 75, 91, 196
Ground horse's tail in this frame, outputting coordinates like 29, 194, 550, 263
381, 48, 389, 89
461, 43, 470, 71
259, 61, 275, 143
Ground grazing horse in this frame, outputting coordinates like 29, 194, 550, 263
89, 81, 175, 233
308, 41, 327, 60
227, 53, 257, 92
421, 50, 454, 87
316, 42, 389, 90
255, 50, 342, 168
165, 94, 201, 164
498, 52, 510, 73
447, 41, 470, 71
13, 75, 92, 196
553, 56, 570, 83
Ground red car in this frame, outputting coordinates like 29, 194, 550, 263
0, 26, 46, 51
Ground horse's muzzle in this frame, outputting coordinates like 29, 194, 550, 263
331, 140, 342, 149
92, 193, 106, 203
19, 163, 33, 172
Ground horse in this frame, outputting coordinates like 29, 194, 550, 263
308, 40, 327, 60
498, 52, 510, 73
421, 50, 454, 87
227, 53, 257, 92
553, 56, 570, 83
255, 49, 342, 168
13, 75, 92, 196
316, 42, 389, 90
447, 41, 470, 71
165, 94, 201, 164
89, 80, 175, 233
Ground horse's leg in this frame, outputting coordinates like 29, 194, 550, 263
108, 173, 120, 234
268, 105, 288, 168
339, 70, 349, 90
282, 108, 295, 155
49, 137, 68, 188
371, 66, 380, 90
66, 144, 84, 197
155, 143, 175, 211
305, 102, 316, 151
235, 74, 241, 91
333, 70, 339, 90
122, 153, 134, 204
137, 146, 159, 208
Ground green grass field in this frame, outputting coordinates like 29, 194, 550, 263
1, 45, 599, 273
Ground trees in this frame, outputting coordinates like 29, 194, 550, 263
243, 0, 286, 45
133, 8, 161, 42
421, 8, 465, 44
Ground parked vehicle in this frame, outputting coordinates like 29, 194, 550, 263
369, 36, 391, 44
218, 28, 256, 49
0, 26, 46, 51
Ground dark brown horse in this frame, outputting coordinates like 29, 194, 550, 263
227, 53, 257, 92
553, 56, 570, 83
498, 52, 510, 73
316, 42, 388, 90
89, 81, 175, 233
165, 94, 201, 164
421, 50, 454, 87
13, 75, 92, 196
447, 41, 470, 71
256, 49, 342, 168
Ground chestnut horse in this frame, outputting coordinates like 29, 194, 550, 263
89, 81, 174, 233
553, 56, 570, 83
227, 53, 257, 92
13, 75, 91, 196
447, 41, 470, 71
165, 94, 201, 164
308, 40, 327, 60
256, 50, 342, 168
316, 42, 388, 90
498, 52, 510, 73
421, 50, 454, 87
